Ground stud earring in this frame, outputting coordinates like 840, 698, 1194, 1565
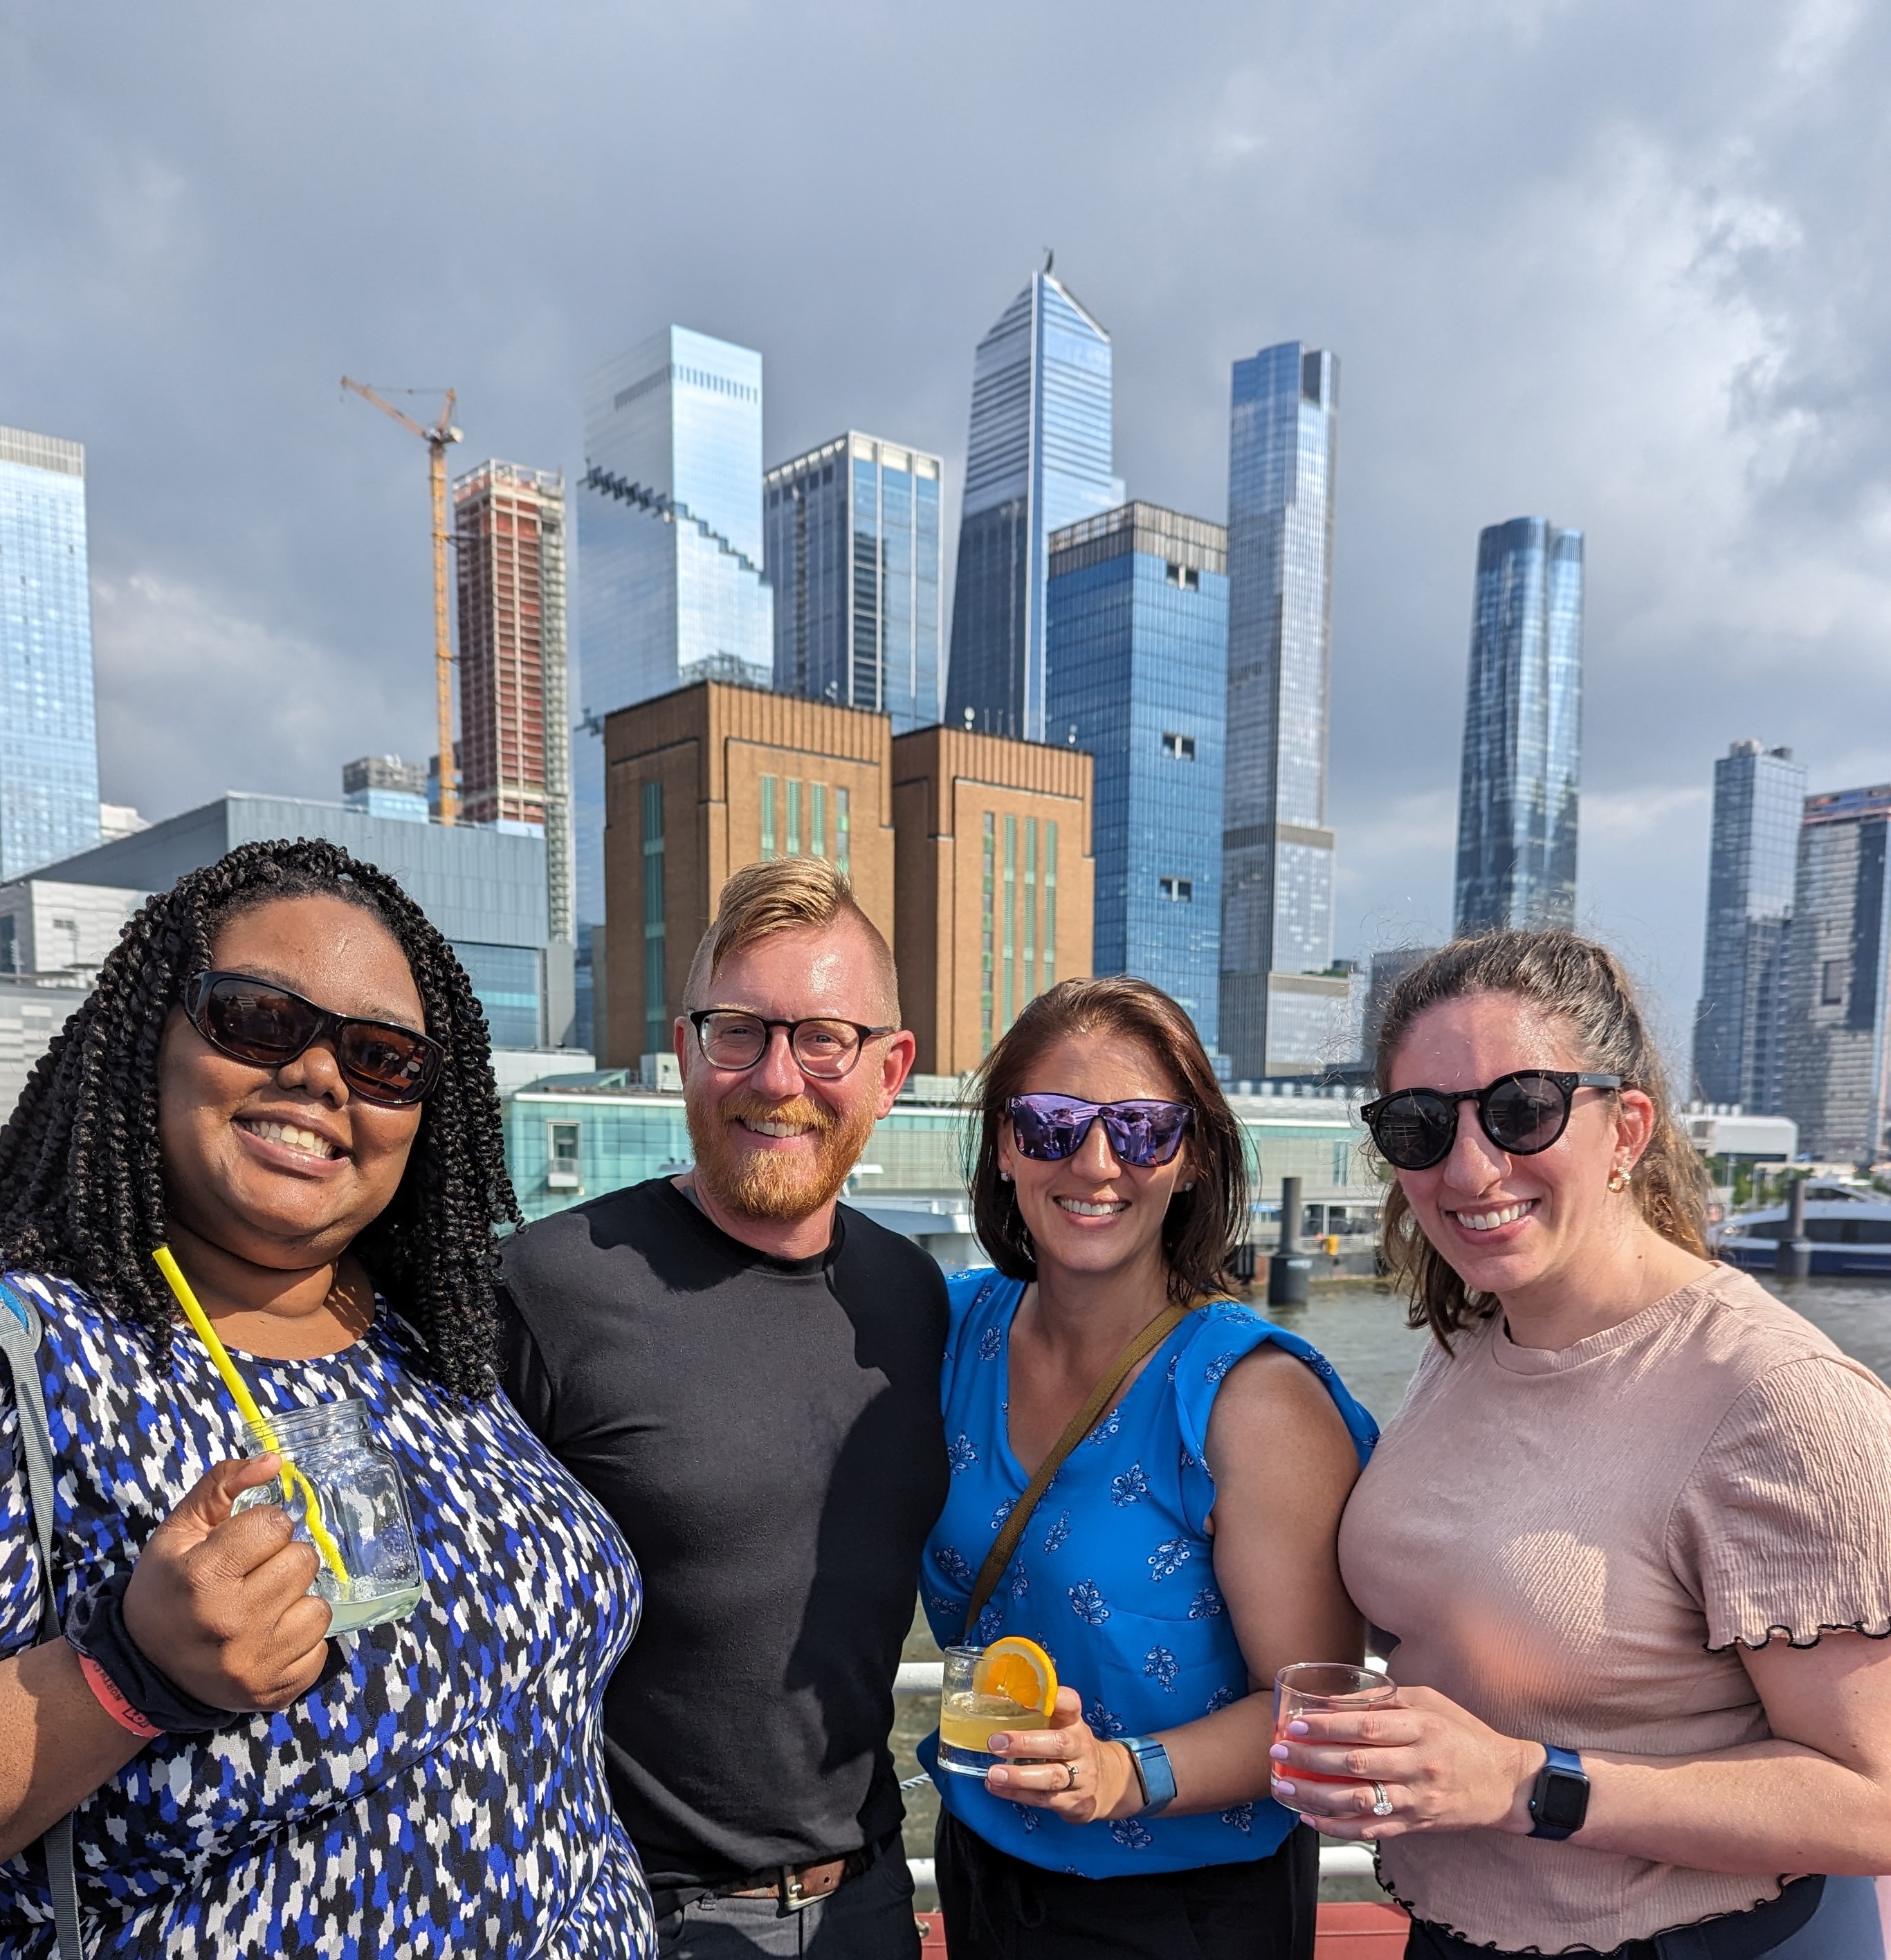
1607, 1165, 1631, 1192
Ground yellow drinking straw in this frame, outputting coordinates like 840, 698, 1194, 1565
152, 1246, 349, 1585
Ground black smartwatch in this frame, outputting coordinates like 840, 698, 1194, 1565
1528, 1744, 1589, 1840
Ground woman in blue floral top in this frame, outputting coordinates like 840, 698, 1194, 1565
921, 978, 1377, 1959
0, 841, 654, 1959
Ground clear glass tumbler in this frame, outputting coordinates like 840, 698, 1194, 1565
1272, 1661, 1398, 1795
938, 1645, 1052, 1778
236, 1399, 424, 1634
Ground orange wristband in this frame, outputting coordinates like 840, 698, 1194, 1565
77, 1652, 162, 1739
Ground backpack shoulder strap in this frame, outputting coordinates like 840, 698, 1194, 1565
0, 1278, 84, 1960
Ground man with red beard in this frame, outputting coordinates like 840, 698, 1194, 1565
500, 859, 949, 1957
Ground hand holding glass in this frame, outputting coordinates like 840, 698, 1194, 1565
1272, 1662, 1398, 1799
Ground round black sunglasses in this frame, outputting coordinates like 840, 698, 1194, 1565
1360, 1070, 1621, 1171
183, 971, 444, 1107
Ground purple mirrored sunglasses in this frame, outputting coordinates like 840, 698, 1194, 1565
1006, 1093, 1194, 1168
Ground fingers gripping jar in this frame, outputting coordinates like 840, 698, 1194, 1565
235, 1400, 424, 1634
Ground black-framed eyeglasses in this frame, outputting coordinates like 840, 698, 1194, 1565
182, 971, 444, 1108
1007, 1094, 1194, 1168
687, 1009, 896, 1081
1360, 1070, 1621, 1171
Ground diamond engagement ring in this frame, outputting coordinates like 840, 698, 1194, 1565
1370, 1782, 1394, 1817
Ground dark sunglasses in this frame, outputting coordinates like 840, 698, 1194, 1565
182, 971, 444, 1108
1007, 1094, 1194, 1169
1360, 1070, 1621, 1171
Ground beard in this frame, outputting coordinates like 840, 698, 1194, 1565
685, 1084, 880, 1223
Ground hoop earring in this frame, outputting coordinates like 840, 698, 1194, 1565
1608, 1166, 1631, 1193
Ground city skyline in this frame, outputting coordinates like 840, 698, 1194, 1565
8, 2, 1890, 1072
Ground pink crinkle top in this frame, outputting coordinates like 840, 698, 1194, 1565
1337, 1263, 1891, 1953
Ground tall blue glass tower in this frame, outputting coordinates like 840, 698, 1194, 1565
1219, 344, 1343, 1080
0, 425, 100, 881
1453, 516, 1584, 935
1692, 739, 1804, 1110
1046, 503, 1227, 1047
765, 431, 942, 733
574, 326, 773, 931
945, 268, 1122, 742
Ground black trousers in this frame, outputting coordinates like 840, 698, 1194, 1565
934, 1811, 1317, 1960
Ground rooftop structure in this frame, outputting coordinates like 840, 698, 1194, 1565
0, 425, 101, 879
0, 877, 143, 983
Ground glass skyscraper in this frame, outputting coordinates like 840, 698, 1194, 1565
765, 431, 943, 733
1692, 739, 1804, 1110
1218, 343, 1344, 1080
945, 268, 1122, 742
1782, 783, 1891, 1164
1453, 516, 1584, 935
0, 425, 100, 881
573, 326, 773, 929
1045, 503, 1227, 1049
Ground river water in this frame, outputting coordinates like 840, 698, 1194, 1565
895, 1272, 1891, 1887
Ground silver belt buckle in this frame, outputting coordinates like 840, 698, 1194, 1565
778, 1866, 821, 1914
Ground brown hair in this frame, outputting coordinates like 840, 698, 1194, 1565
967, 977, 1246, 1306
684, 858, 898, 1019
1373, 930, 1710, 1344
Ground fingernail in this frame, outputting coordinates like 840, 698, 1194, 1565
987, 1767, 1009, 1786
1273, 1779, 1296, 1797
1287, 1720, 1310, 1737
987, 1736, 1008, 1753
1269, 1743, 1290, 1761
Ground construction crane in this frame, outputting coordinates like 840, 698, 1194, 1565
340, 378, 463, 825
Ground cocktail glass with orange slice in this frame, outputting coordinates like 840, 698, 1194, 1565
938, 1637, 1058, 1778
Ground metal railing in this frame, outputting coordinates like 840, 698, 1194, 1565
893, 1663, 1374, 1883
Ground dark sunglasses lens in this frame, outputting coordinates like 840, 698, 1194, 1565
1102, 1104, 1191, 1166
1484, 1074, 1571, 1154
1371, 1092, 1456, 1169
202, 978, 318, 1062
336, 1023, 435, 1102
1010, 1098, 1092, 1161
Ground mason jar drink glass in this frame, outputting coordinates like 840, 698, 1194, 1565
235, 1399, 424, 1634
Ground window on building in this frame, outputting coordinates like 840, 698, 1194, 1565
643, 782, 667, 1056
980, 810, 996, 1055
547, 1119, 583, 1191
1164, 562, 1200, 592
1003, 814, 1018, 1032
760, 775, 776, 860
1160, 732, 1196, 761
0, 916, 13, 975
1822, 959, 1847, 1007
787, 780, 802, 857
1159, 877, 1194, 903
1043, 821, 1058, 988
811, 782, 827, 859
836, 786, 850, 874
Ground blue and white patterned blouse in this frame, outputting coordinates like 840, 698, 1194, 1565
920, 1270, 1378, 1878
0, 1272, 655, 1959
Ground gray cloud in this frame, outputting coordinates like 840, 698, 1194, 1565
3, 0, 1887, 1063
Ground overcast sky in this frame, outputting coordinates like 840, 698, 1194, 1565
5, 0, 1888, 1064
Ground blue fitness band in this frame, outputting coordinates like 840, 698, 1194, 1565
1528, 1744, 1589, 1840
1119, 1736, 1177, 1816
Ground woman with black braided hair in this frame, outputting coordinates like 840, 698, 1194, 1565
0, 839, 655, 1959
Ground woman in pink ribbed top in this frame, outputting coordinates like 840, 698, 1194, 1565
1269, 932, 1891, 1959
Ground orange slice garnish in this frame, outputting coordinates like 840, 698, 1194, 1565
976, 1636, 1057, 1716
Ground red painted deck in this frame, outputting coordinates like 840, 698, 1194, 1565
915, 1901, 1409, 1954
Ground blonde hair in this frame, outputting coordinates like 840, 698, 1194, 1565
1373, 930, 1710, 1344
683, 859, 898, 1018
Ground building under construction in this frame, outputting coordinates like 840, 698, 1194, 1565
453, 459, 575, 942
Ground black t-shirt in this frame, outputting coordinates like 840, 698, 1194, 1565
497, 1178, 950, 1894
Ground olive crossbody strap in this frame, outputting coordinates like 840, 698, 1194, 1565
962, 1298, 1196, 1640
0, 1279, 83, 1960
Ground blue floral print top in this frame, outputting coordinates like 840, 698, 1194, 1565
920, 1270, 1378, 1877
0, 1272, 655, 1959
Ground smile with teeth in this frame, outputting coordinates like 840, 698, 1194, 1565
1056, 1198, 1129, 1217
238, 1117, 340, 1160
1452, 1199, 1535, 1232
740, 1117, 813, 1139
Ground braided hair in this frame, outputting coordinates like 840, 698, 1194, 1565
0, 838, 522, 1396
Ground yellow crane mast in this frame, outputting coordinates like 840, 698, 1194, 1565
340, 378, 463, 825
